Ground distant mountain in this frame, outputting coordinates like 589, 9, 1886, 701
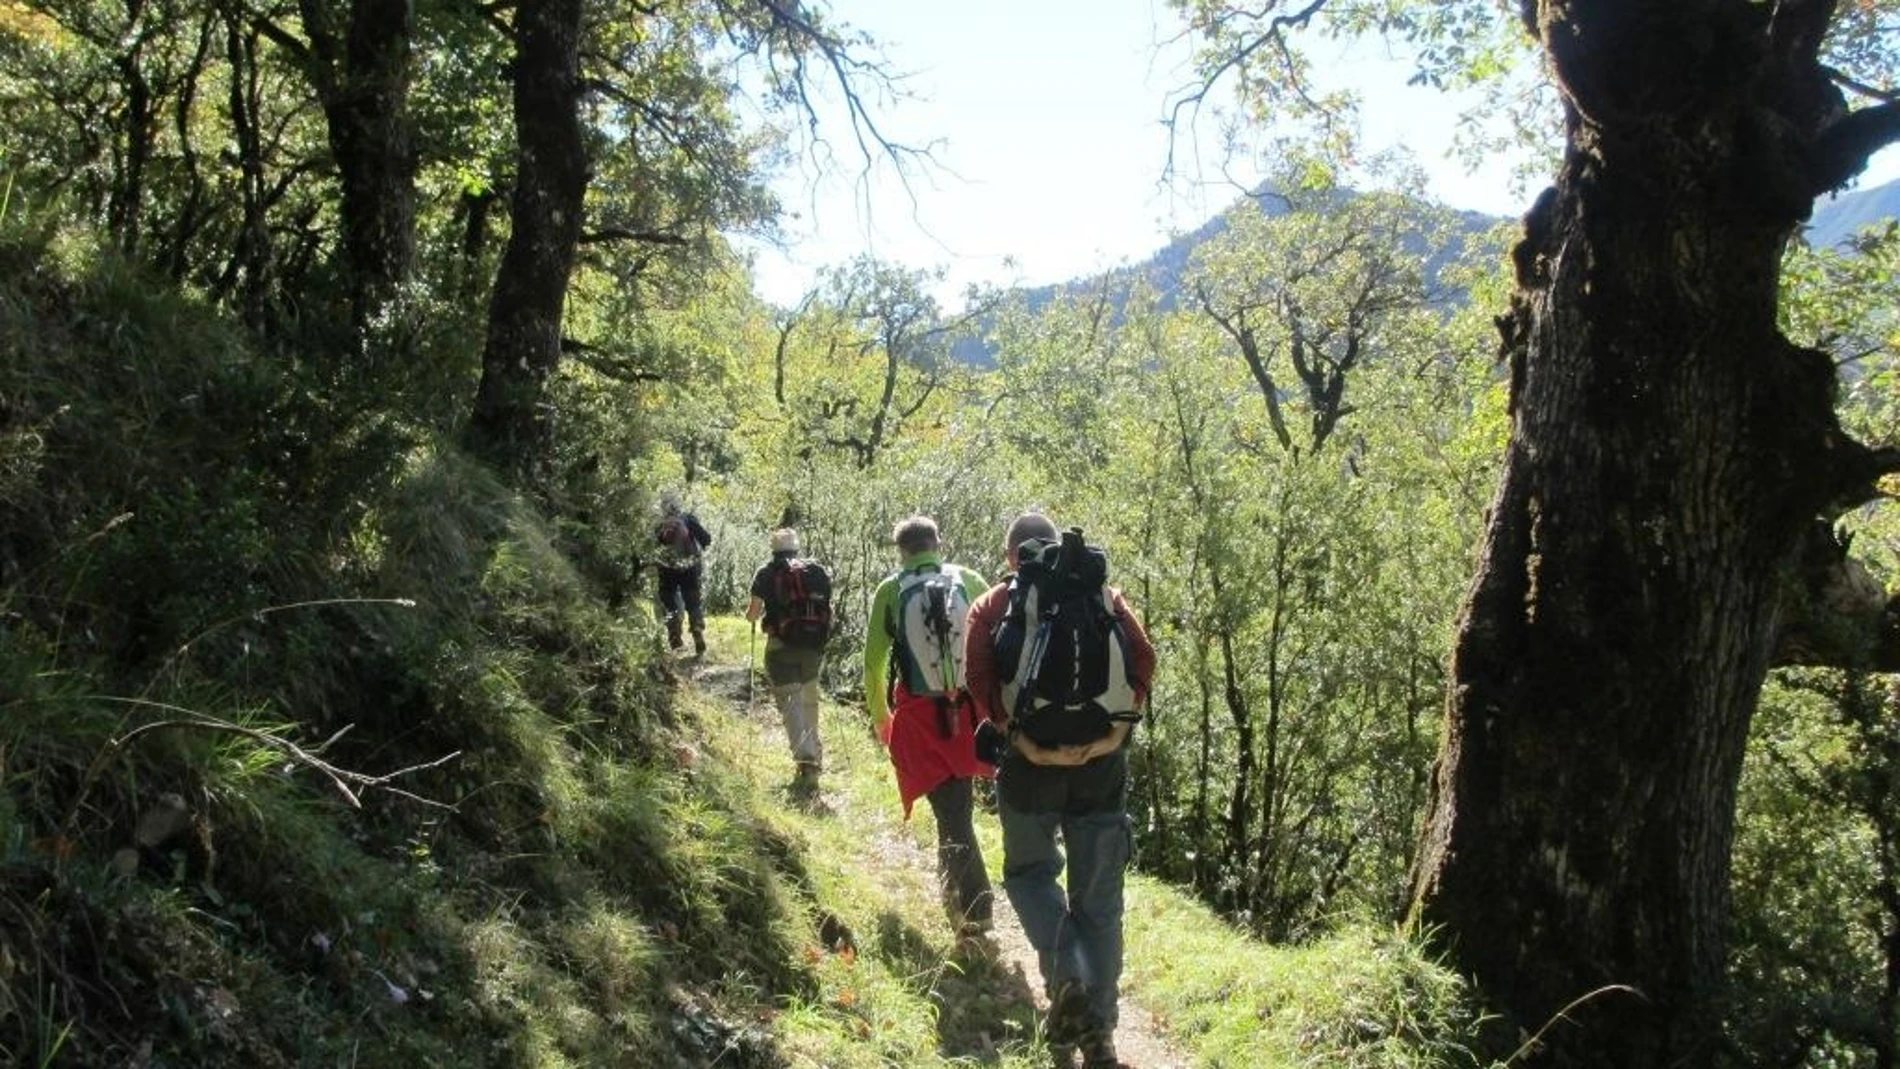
1809, 177, 1900, 249
947, 177, 1900, 365
949, 188, 1504, 365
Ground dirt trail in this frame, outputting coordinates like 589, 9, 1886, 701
693, 655, 1190, 1068
985, 895, 1187, 1069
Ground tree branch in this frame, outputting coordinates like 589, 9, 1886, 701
1162, 0, 1333, 180
95, 700, 459, 809
1774, 521, 1900, 672
1808, 102, 1900, 195
561, 338, 665, 383
1822, 63, 1900, 107
580, 227, 691, 246
243, 9, 312, 68
733, 0, 934, 185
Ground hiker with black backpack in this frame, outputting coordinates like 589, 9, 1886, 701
862, 515, 996, 938
964, 512, 1156, 1069
654, 494, 713, 656
744, 528, 833, 796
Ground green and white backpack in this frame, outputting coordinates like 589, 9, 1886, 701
892, 565, 975, 697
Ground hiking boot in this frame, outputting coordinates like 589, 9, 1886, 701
1078, 1030, 1127, 1069
691, 629, 707, 656
1044, 980, 1092, 1047
791, 763, 821, 797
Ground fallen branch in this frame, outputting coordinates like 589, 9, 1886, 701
62, 696, 460, 827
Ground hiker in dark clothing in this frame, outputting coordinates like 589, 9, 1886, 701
745, 528, 832, 796
965, 512, 1156, 1069
655, 494, 712, 655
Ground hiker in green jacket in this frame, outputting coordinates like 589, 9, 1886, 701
862, 515, 997, 936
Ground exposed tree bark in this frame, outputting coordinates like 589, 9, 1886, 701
297, 0, 417, 333
1195, 286, 1295, 453
217, 5, 275, 326
161, 10, 218, 282
108, 0, 154, 254
465, 0, 587, 480
1408, 2, 1900, 1065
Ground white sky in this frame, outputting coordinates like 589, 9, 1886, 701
742, 0, 1900, 308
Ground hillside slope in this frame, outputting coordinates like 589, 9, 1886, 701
1809, 176, 1900, 249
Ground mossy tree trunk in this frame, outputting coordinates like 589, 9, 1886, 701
301, 0, 417, 332
1409, 1, 1900, 1065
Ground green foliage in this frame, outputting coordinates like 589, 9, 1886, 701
1715, 214, 1900, 1066
1782, 224, 1900, 447
1126, 900, 1499, 1067
0, 229, 845, 1066
1729, 672, 1897, 1065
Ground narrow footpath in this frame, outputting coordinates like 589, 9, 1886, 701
689, 651, 1190, 1068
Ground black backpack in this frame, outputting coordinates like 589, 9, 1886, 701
991, 528, 1140, 746
766, 559, 833, 649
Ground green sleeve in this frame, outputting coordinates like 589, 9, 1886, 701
863, 575, 899, 723
958, 566, 989, 602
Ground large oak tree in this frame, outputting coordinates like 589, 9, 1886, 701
1172, 0, 1900, 1063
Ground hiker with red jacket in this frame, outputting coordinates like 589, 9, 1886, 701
745, 528, 833, 796
654, 494, 712, 655
863, 515, 996, 937
965, 512, 1156, 1069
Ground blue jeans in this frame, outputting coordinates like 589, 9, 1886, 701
997, 751, 1131, 1033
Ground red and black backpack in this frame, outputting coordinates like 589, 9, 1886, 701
766, 559, 833, 649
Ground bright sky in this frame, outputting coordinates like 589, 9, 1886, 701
743, 0, 1900, 308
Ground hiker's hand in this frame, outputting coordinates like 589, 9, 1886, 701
1014, 735, 1086, 767
973, 720, 1007, 766
1076, 722, 1132, 762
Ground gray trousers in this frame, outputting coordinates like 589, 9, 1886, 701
998, 751, 1132, 1034
765, 640, 824, 768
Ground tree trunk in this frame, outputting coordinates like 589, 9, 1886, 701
109, 0, 153, 255
1408, 3, 1887, 1064
304, 0, 416, 332
219, 8, 274, 326
465, 0, 587, 479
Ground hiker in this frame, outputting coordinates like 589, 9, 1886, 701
654, 494, 712, 655
965, 512, 1156, 1069
863, 515, 996, 937
744, 528, 833, 796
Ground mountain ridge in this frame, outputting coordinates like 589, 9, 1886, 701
948, 176, 1900, 364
